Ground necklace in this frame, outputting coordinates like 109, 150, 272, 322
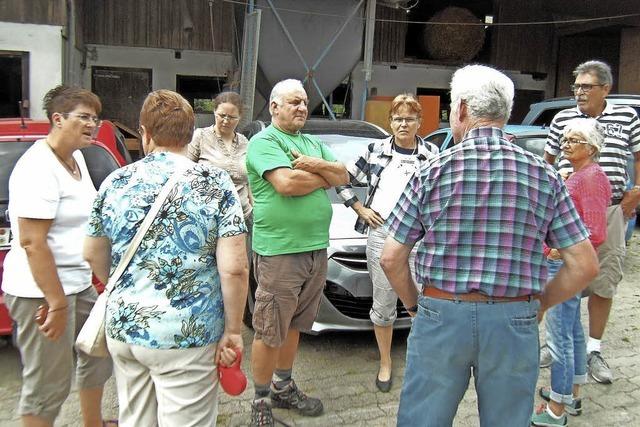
46, 140, 80, 177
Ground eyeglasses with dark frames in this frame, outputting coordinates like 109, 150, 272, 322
570, 83, 605, 93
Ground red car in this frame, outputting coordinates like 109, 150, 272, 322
0, 118, 131, 338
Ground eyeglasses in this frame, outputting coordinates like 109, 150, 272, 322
391, 116, 419, 125
570, 83, 605, 93
560, 137, 589, 146
62, 112, 101, 126
215, 113, 240, 122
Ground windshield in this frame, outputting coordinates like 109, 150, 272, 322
318, 134, 371, 203
320, 134, 372, 164
0, 142, 34, 201
513, 137, 547, 158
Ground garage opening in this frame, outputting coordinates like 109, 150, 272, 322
0, 51, 29, 118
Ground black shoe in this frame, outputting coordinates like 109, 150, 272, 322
270, 380, 323, 417
375, 370, 392, 393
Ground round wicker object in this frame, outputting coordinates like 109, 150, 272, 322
423, 6, 485, 61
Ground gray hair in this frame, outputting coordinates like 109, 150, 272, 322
573, 60, 613, 86
269, 79, 306, 114
450, 64, 514, 122
563, 118, 605, 158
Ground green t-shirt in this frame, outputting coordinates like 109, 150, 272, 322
246, 124, 337, 256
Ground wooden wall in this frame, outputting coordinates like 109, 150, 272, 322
0, 0, 66, 26
555, 33, 620, 96
82, 0, 235, 52
490, 0, 553, 74
619, 28, 640, 94
373, 5, 407, 63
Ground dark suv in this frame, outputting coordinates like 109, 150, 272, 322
522, 94, 640, 127
0, 118, 130, 338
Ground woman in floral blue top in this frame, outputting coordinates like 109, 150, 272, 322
84, 90, 249, 426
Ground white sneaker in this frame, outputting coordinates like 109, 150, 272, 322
540, 344, 552, 368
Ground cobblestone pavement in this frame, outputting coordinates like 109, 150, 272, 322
1, 232, 639, 426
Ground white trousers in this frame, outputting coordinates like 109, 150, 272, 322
107, 338, 219, 427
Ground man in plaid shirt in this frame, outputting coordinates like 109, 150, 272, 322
381, 65, 600, 426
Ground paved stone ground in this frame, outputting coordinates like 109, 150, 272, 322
1, 231, 639, 426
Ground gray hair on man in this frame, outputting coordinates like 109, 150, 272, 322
573, 60, 613, 87
563, 117, 605, 156
269, 79, 306, 114
450, 64, 514, 123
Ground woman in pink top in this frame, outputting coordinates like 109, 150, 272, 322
532, 118, 611, 426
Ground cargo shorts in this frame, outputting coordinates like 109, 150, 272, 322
588, 204, 626, 298
251, 249, 327, 347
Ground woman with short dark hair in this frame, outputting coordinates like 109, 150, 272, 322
3, 85, 113, 427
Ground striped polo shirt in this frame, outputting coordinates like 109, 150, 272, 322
545, 103, 640, 203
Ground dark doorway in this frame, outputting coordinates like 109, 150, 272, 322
310, 82, 352, 119
0, 51, 29, 118
176, 75, 226, 113
91, 66, 152, 131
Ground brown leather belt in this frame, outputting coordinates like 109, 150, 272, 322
422, 287, 539, 303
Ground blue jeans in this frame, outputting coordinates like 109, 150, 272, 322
397, 295, 540, 427
545, 259, 587, 404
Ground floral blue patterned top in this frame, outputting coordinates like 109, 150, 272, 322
87, 152, 247, 349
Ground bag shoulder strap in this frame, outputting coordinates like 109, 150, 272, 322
104, 163, 191, 294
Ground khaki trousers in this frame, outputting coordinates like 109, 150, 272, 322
107, 338, 219, 427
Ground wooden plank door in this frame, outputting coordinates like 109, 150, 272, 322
91, 66, 152, 131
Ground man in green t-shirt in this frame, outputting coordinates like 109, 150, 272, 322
246, 79, 348, 426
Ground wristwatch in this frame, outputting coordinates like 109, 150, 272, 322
406, 305, 418, 314
631, 185, 640, 192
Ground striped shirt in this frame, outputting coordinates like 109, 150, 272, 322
335, 135, 438, 234
386, 127, 589, 297
545, 103, 640, 203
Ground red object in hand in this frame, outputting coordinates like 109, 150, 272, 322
218, 348, 247, 396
